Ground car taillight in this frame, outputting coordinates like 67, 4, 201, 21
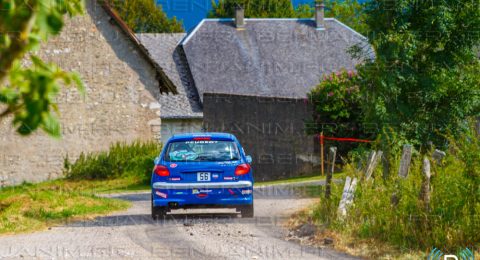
193, 137, 211, 141
154, 165, 170, 177
235, 163, 251, 175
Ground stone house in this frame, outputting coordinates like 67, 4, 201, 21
139, 5, 370, 181
0, 3, 371, 184
136, 33, 203, 144
0, 0, 176, 185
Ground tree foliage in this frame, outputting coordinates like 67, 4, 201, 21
307, 70, 363, 137
292, 0, 367, 34
110, 0, 183, 33
324, 0, 367, 35
307, 70, 372, 155
0, 0, 85, 137
209, 0, 367, 35
355, 0, 480, 147
209, 0, 306, 18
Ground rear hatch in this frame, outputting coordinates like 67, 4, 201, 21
164, 161, 240, 183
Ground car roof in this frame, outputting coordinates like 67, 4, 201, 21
168, 132, 236, 142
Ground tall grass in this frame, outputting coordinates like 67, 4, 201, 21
64, 141, 162, 184
311, 123, 480, 252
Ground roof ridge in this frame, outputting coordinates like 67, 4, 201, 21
100, 1, 178, 94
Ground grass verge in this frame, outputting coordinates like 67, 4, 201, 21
287, 124, 480, 259
0, 178, 137, 235
254, 172, 345, 186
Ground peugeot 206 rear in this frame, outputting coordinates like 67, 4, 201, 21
151, 133, 254, 219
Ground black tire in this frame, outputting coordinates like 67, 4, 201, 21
151, 197, 167, 220
239, 204, 254, 218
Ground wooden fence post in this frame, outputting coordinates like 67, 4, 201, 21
320, 132, 324, 177
398, 144, 413, 178
420, 157, 431, 212
325, 146, 337, 199
365, 151, 376, 177
365, 150, 383, 180
392, 145, 413, 206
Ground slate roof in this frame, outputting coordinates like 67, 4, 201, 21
181, 18, 371, 101
137, 33, 203, 119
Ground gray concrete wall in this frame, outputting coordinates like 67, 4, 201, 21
0, 0, 162, 186
203, 93, 318, 181
160, 118, 203, 144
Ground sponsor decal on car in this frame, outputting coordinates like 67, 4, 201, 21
193, 189, 213, 194
156, 191, 168, 199
212, 173, 219, 179
174, 191, 187, 195
170, 163, 177, 168
218, 161, 236, 165
224, 176, 234, 180
241, 189, 253, 195
169, 177, 181, 181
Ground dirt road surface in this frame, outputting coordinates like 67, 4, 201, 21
0, 181, 357, 259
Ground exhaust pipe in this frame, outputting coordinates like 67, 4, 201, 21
168, 202, 179, 208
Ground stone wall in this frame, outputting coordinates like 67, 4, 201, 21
203, 93, 318, 181
0, 0, 162, 186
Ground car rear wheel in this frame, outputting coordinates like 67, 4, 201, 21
239, 204, 254, 218
151, 197, 167, 220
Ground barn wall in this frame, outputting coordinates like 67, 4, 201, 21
203, 93, 318, 181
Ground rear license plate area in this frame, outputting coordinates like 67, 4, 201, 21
197, 172, 211, 181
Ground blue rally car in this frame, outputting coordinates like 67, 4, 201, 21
151, 133, 254, 219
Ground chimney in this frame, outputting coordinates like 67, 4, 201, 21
315, 0, 325, 30
235, 5, 245, 29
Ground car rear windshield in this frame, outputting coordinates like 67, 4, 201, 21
164, 140, 240, 162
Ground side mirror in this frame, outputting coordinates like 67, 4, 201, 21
154, 156, 160, 164
245, 155, 253, 164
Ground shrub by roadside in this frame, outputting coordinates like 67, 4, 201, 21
64, 141, 162, 184
296, 123, 479, 258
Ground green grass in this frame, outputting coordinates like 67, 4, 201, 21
0, 140, 163, 235
254, 172, 345, 186
0, 178, 133, 235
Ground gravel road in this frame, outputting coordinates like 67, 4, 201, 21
0, 181, 356, 260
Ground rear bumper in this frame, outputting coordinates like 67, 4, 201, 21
152, 181, 252, 189
151, 182, 253, 208
153, 196, 253, 208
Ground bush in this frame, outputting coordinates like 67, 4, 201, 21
64, 141, 162, 184
311, 122, 480, 251
307, 70, 373, 158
